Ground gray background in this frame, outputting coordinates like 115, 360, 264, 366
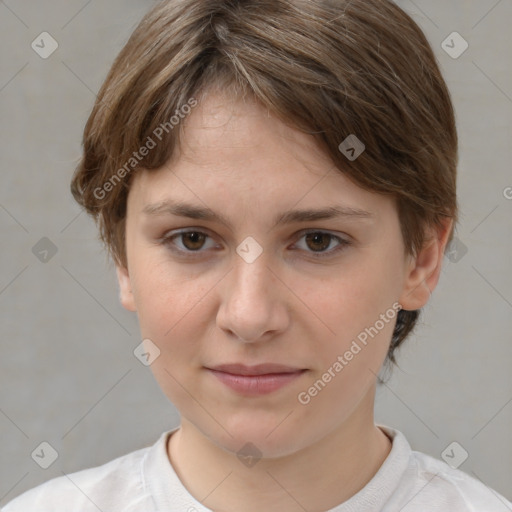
1, 0, 511, 506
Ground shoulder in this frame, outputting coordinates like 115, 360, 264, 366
2, 445, 151, 512
378, 426, 511, 511
406, 448, 512, 511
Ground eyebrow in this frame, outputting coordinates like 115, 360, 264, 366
142, 199, 374, 229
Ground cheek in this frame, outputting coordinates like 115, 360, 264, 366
297, 277, 399, 418
130, 251, 193, 326
130, 262, 212, 405
301, 251, 403, 379
310, 260, 400, 338
130, 257, 220, 366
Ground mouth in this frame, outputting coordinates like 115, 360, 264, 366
205, 363, 308, 395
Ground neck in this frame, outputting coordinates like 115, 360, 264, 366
167, 389, 391, 512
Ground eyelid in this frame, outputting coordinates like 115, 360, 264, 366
160, 227, 352, 258
292, 229, 351, 258
298, 228, 351, 243
161, 228, 219, 254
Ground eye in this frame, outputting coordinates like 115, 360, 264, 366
162, 230, 217, 255
293, 230, 351, 258
160, 228, 351, 259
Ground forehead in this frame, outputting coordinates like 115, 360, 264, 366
172, 91, 333, 172
127, 92, 395, 223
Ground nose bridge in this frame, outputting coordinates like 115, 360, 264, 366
231, 241, 274, 298
217, 240, 283, 342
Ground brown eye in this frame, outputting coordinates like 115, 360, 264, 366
180, 231, 207, 251
162, 229, 350, 259
162, 230, 216, 255
294, 230, 351, 259
304, 232, 332, 252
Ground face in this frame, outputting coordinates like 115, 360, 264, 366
116, 91, 447, 457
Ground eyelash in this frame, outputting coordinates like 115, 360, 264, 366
160, 229, 351, 259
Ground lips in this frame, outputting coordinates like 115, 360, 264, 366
205, 363, 307, 395
207, 363, 305, 376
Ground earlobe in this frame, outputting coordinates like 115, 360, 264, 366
399, 218, 453, 311
115, 265, 137, 312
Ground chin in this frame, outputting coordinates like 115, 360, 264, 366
203, 411, 307, 459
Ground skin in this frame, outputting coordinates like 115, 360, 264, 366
116, 90, 452, 512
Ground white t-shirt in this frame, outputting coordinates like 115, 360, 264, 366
3, 425, 511, 511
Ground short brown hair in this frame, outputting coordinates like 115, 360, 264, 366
70, 0, 458, 364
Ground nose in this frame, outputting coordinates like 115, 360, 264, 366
216, 249, 289, 344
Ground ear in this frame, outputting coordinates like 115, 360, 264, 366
399, 218, 453, 311
115, 264, 137, 312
